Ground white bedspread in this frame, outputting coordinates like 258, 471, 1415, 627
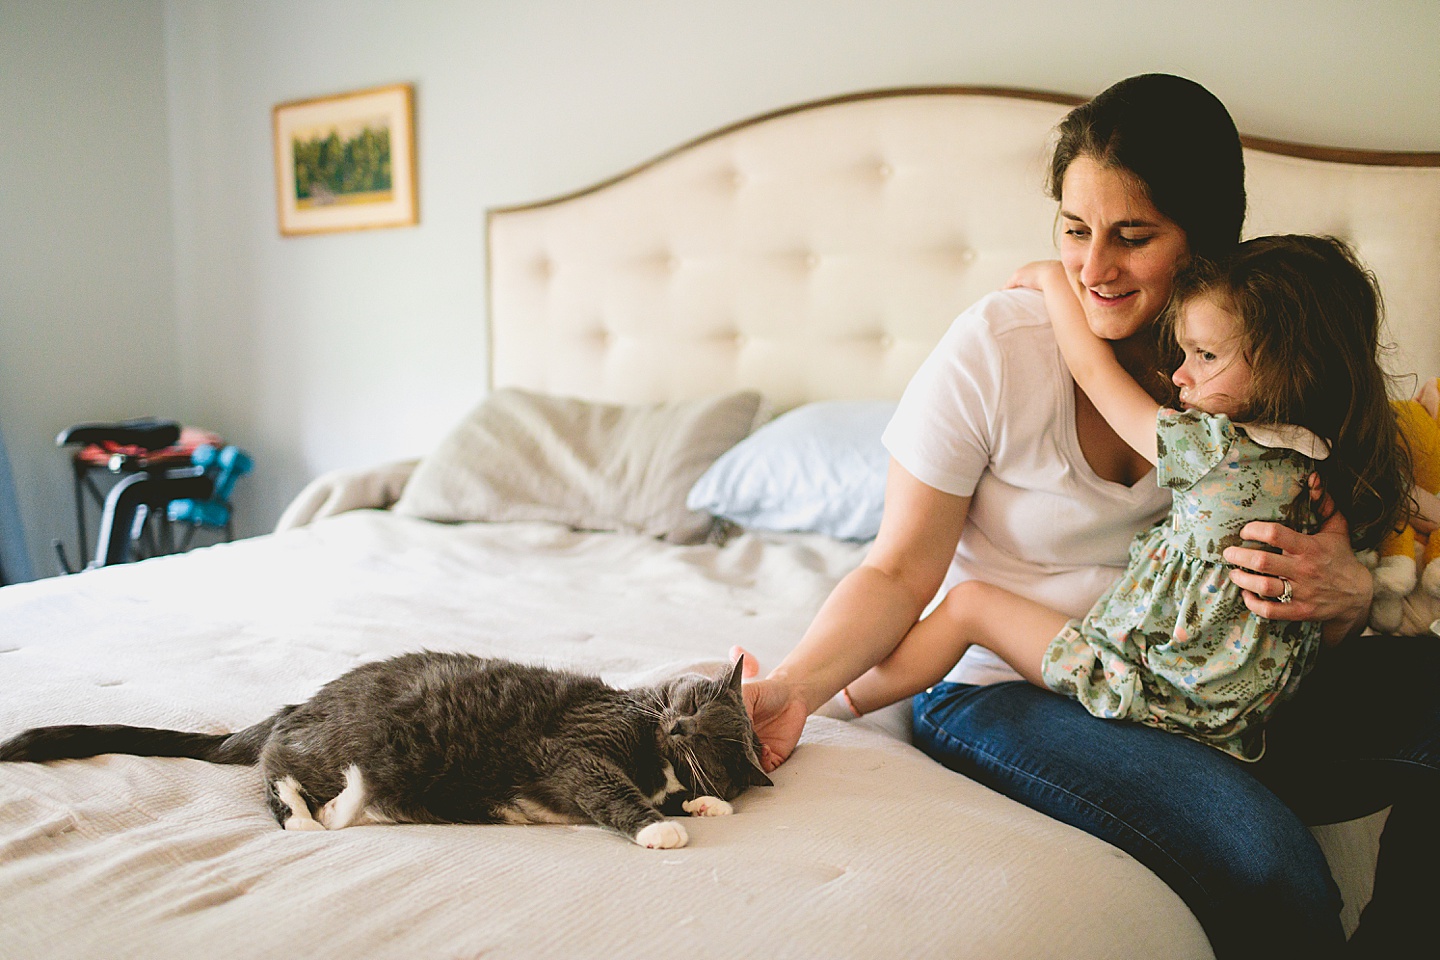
0, 513, 1373, 959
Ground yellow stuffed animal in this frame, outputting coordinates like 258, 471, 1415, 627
1366, 377, 1440, 635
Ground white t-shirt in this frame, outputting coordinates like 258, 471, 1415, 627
882, 288, 1172, 684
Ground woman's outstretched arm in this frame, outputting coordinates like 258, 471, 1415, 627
740, 459, 970, 770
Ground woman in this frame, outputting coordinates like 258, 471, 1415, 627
740, 74, 1437, 959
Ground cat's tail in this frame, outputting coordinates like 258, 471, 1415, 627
0, 709, 292, 765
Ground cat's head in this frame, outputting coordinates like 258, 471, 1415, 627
653, 659, 773, 800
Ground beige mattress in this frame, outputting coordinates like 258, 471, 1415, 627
0, 511, 1383, 959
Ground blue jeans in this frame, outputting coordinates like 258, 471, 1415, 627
912, 634, 1440, 960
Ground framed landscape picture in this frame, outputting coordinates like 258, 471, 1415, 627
273, 83, 418, 236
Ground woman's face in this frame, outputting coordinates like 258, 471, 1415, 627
1058, 157, 1190, 342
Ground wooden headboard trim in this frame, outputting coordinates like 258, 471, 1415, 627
490, 86, 1440, 221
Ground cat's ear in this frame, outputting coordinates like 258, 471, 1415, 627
744, 743, 774, 787
747, 754, 774, 787
725, 657, 746, 694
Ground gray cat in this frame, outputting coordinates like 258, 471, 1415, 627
0, 652, 772, 849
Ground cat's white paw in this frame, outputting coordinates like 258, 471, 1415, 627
634, 820, 688, 849
682, 796, 733, 817
275, 776, 325, 831
318, 764, 369, 830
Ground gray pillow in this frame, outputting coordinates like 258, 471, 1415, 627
393, 387, 763, 543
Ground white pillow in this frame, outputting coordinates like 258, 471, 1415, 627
394, 388, 763, 544
687, 400, 895, 541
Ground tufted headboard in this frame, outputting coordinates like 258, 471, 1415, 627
487, 87, 1440, 408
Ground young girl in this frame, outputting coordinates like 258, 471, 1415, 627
842, 234, 1411, 761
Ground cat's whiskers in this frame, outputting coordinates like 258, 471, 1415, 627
681, 742, 719, 798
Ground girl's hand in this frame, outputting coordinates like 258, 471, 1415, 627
1005, 260, 1067, 292
730, 646, 808, 772
1222, 476, 1372, 644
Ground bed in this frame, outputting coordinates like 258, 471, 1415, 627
3, 87, 1438, 960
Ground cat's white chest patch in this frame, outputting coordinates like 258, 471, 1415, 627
650, 762, 684, 805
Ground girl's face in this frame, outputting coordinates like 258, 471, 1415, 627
1058, 157, 1190, 342
1171, 293, 1253, 418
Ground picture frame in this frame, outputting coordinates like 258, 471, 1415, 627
272, 83, 418, 237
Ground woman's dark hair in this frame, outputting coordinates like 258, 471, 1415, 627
1161, 235, 1411, 550
1047, 74, 1246, 259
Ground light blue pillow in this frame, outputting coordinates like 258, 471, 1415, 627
686, 400, 895, 541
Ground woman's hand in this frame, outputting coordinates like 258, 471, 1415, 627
1222, 476, 1372, 645
1005, 259, 1067, 292
727, 467, 971, 771
731, 647, 808, 772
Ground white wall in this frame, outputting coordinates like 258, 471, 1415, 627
0, 0, 177, 576
6, 0, 1440, 571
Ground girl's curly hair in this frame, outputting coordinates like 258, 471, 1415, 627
1158, 235, 1411, 549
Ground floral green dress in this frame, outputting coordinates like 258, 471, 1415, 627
1042, 409, 1326, 761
